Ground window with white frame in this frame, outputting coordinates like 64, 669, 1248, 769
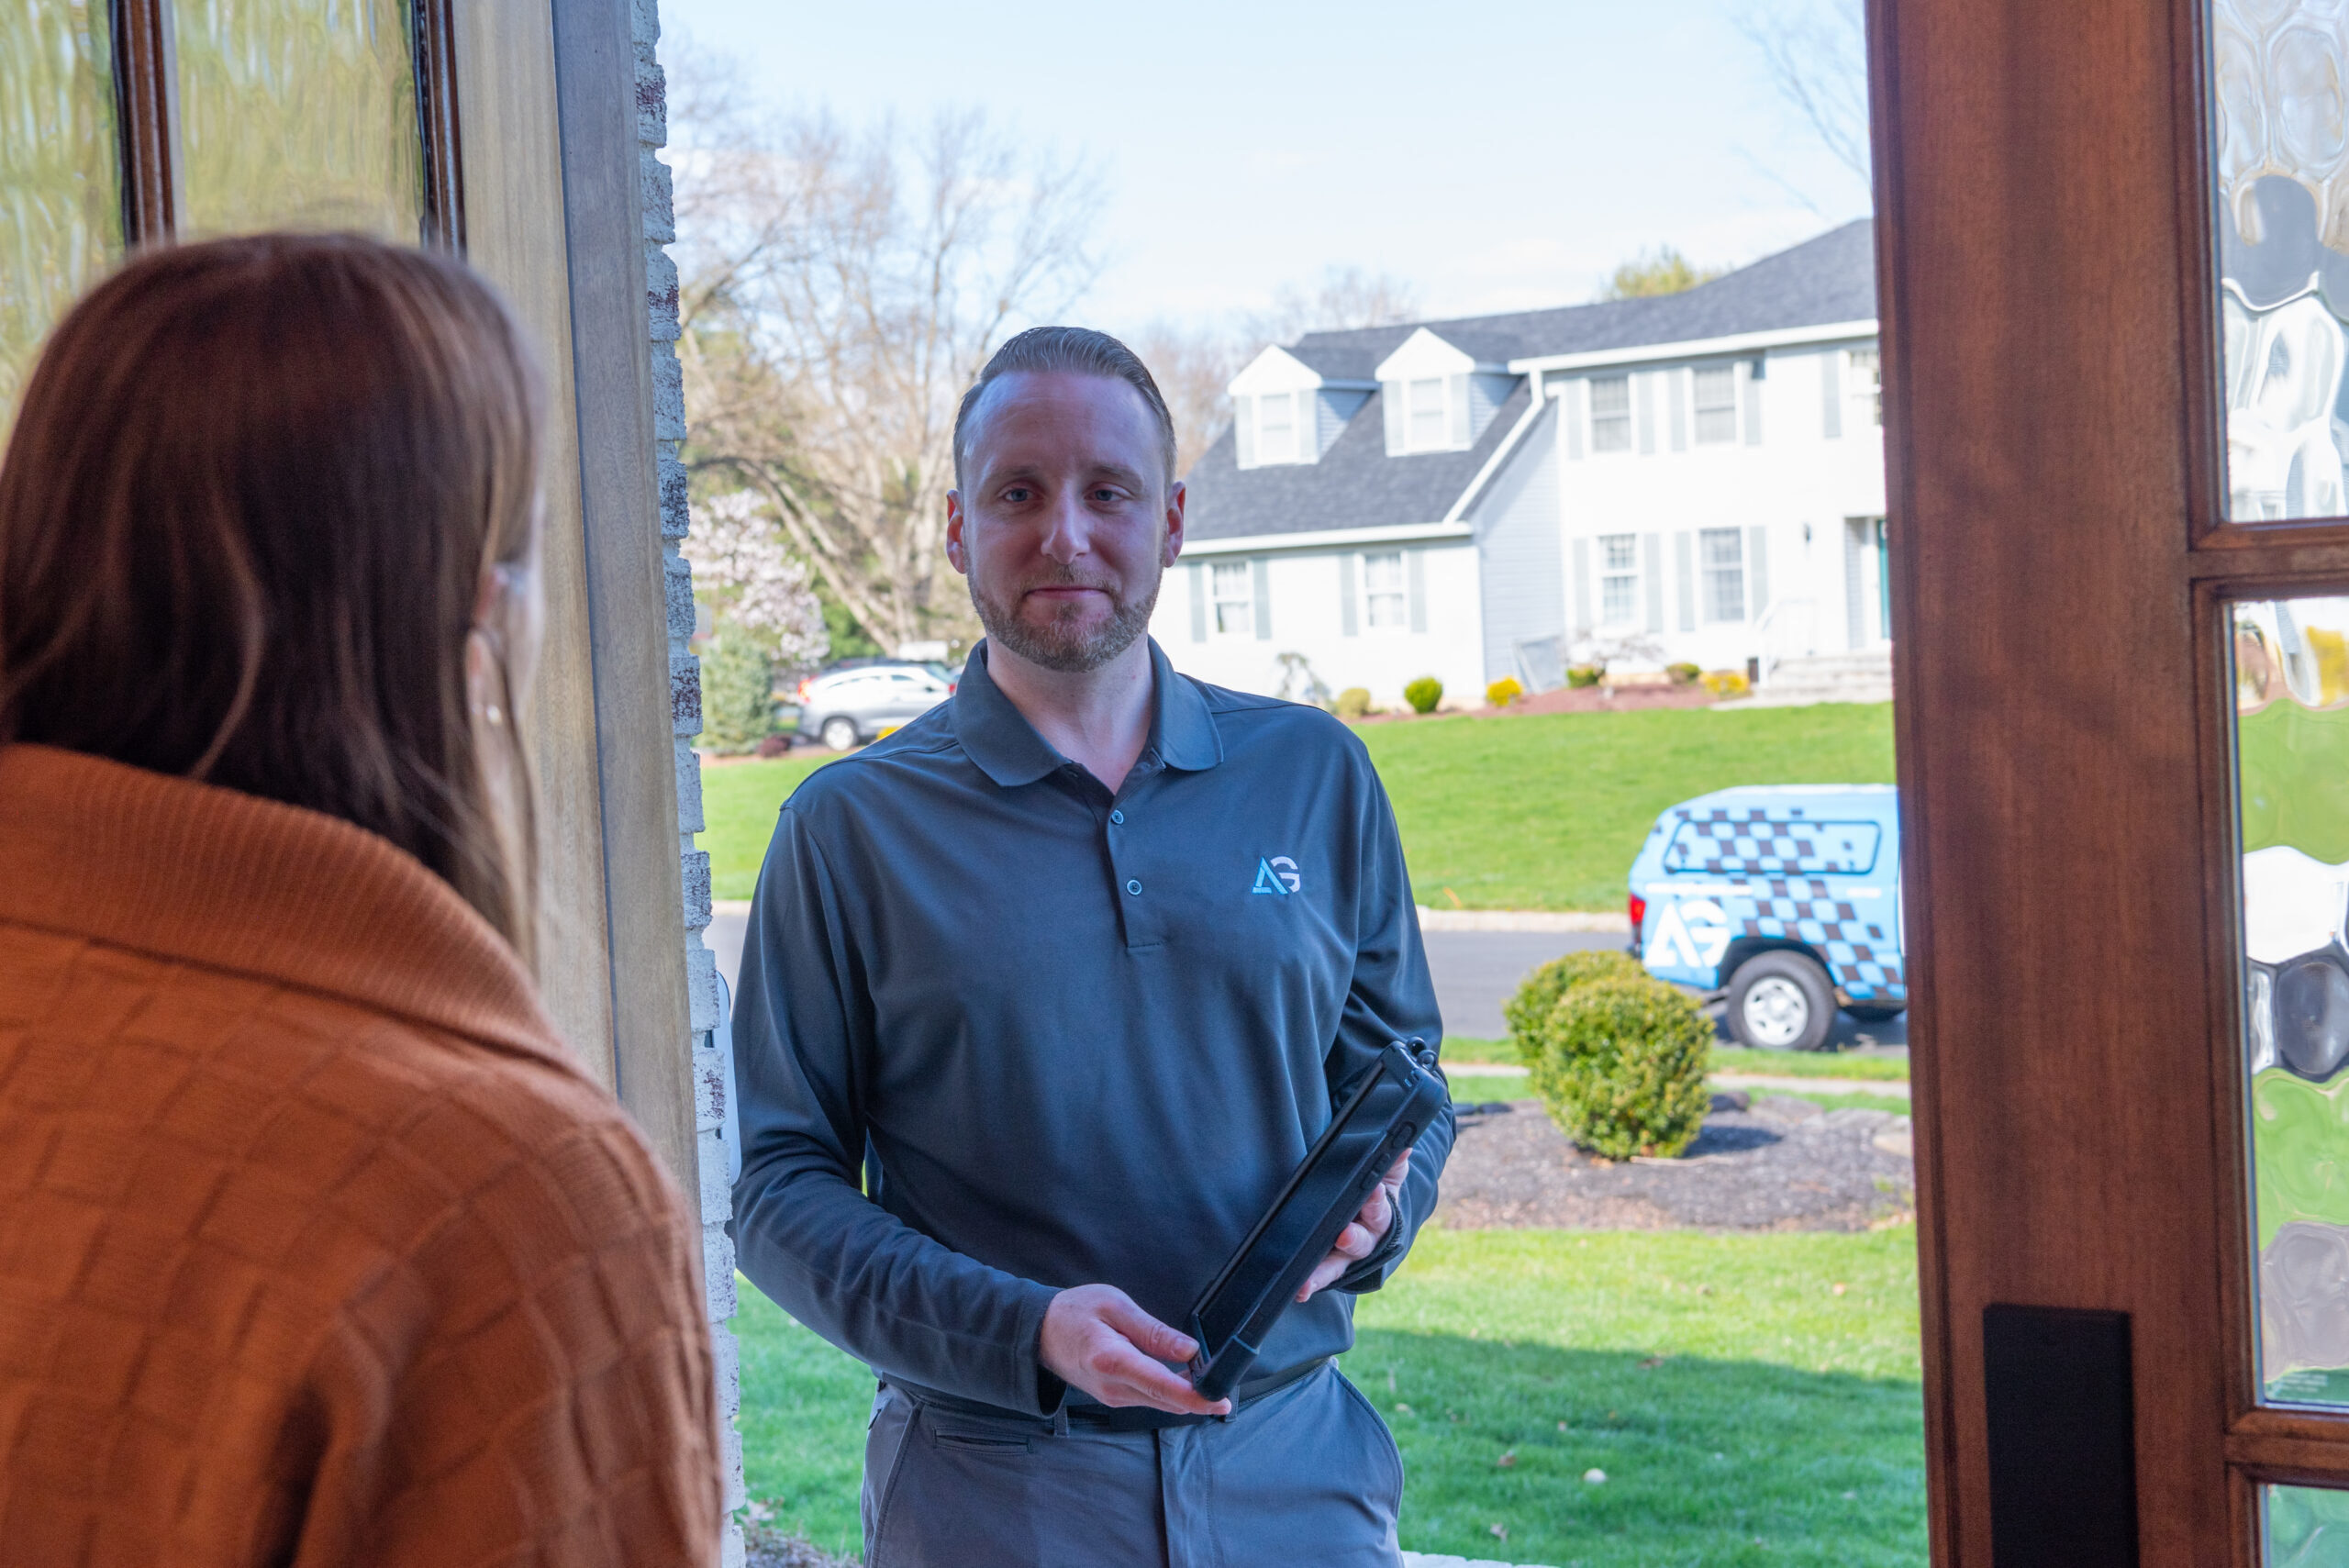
1589, 374, 1631, 452
1598, 533, 1639, 626
1257, 391, 1297, 463
1849, 346, 1883, 426
1407, 378, 1447, 450
1363, 551, 1408, 629
1211, 560, 1252, 635
1699, 528, 1746, 622
1693, 364, 1737, 444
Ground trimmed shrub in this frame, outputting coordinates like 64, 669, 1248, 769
1525, 975, 1714, 1161
1565, 663, 1604, 688
1699, 669, 1751, 697
1404, 675, 1443, 714
1501, 948, 1646, 1061
700, 621, 778, 754
1665, 662, 1702, 685
1486, 675, 1525, 708
1334, 686, 1373, 719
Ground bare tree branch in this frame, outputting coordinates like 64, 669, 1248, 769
668, 48, 1104, 653
1738, 0, 1872, 183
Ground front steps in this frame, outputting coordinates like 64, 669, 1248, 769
1732, 649, 1895, 707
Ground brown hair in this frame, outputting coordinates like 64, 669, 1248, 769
952, 325, 1179, 490
0, 233, 546, 966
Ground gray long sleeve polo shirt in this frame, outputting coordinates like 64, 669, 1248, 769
729, 638, 1452, 1419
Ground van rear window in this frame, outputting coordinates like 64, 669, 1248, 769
1663, 816, 1882, 875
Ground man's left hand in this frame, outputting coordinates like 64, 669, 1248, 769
1295, 1150, 1409, 1303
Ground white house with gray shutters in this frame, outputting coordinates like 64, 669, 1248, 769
1152, 220, 1891, 707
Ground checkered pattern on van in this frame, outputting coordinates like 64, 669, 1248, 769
1715, 874, 1908, 1004
1663, 809, 1884, 877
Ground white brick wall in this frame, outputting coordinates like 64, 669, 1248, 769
630, 1, 745, 1562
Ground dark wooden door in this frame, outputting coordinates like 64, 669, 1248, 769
1877, 0, 2349, 1561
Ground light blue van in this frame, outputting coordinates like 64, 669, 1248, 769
1627, 784, 1906, 1051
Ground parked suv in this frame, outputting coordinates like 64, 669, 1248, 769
796, 663, 953, 751
1628, 784, 1905, 1051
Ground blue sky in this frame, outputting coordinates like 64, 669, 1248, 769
657, 0, 1871, 338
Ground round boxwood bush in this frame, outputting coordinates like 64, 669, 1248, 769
1403, 675, 1443, 714
1501, 948, 1646, 1061
1525, 975, 1713, 1161
1334, 686, 1373, 719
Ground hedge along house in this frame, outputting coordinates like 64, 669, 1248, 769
1157, 220, 1891, 706
4, 1, 750, 1561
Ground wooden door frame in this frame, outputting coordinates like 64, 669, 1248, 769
1872, 0, 2349, 1561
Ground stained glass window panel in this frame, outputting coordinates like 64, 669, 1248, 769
0, 1, 121, 424
2232, 597, 2349, 1407
2207, 1, 2349, 520
173, 0, 424, 241
2266, 1482, 2349, 1564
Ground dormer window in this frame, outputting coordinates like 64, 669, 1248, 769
1408, 379, 1448, 450
1256, 393, 1297, 463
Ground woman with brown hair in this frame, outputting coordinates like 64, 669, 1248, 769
0, 235, 719, 1564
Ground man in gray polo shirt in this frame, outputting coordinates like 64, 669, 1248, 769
730, 326, 1452, 1566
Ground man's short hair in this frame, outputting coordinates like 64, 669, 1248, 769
952, 326, 1178, 492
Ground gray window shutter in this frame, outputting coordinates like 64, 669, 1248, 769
1742, 361, 1763, 445
1252, 558, 1272, 639
1675, 531, 1697, 631
1669, 367, 1688, 451
1637, 372, 1656, 455
1407, 549, 1428, 633
1187, 562, 1207, 642
1820, 350, 1842, 439
1303, 389, 1322, 462
1381, 382, 1404, 454
1571, 536, 1592, 634
1748, 525, 1770, 618
1232, 395, 1254, 467
1563, 378, 1585, 461
1339, 553, 1359, 635
1643, 533, 1665, 632
1448, 373, 1471, 447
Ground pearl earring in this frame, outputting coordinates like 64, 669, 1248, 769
484, 704, 504, 726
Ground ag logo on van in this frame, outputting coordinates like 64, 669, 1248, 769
1252, 856, 1303, 895
1647, 897, 1732, 968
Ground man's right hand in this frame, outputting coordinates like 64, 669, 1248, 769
1039, 1284, 1233, 1418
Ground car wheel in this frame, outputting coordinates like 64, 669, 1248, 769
1843, 1002, 1907, 1022
820, 717, 860, 751
1727, 951, 1836, 1051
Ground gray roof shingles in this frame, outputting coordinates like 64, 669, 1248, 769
1180, 220, 1875, 544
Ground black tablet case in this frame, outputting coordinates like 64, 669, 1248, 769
1185, 1040, 1444, 1400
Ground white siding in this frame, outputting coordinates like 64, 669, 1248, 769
1468, 399, 1565, 684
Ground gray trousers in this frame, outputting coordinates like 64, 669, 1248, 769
861, 1362, 1404, 1567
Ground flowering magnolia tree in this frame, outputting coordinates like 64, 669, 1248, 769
683, 490, 829, 674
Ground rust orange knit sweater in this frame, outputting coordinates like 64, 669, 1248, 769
0, 745, 719, 1565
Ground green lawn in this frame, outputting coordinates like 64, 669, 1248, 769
695, 703, 1896, 906
736, 1229, 1925, 1566
701, 754, 840, 899
1450, 1036, 1910, 1084
1360, 704, 1895, 911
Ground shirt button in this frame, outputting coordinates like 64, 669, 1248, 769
1110, 809, 1125, 825
1125, 879, 1141, 895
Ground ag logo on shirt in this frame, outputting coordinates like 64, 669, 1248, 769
1252, 856, 1303, 895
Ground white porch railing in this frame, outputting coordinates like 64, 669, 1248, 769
1754, 597, 1818, 685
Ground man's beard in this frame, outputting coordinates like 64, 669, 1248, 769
971, 563, 1163, 673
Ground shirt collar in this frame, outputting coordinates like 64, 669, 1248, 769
952, 637, 1225, 789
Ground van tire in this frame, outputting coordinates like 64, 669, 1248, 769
1727, 951, 1836, 1051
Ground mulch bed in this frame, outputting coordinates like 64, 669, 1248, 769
1436, 1094, 1914, 1232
